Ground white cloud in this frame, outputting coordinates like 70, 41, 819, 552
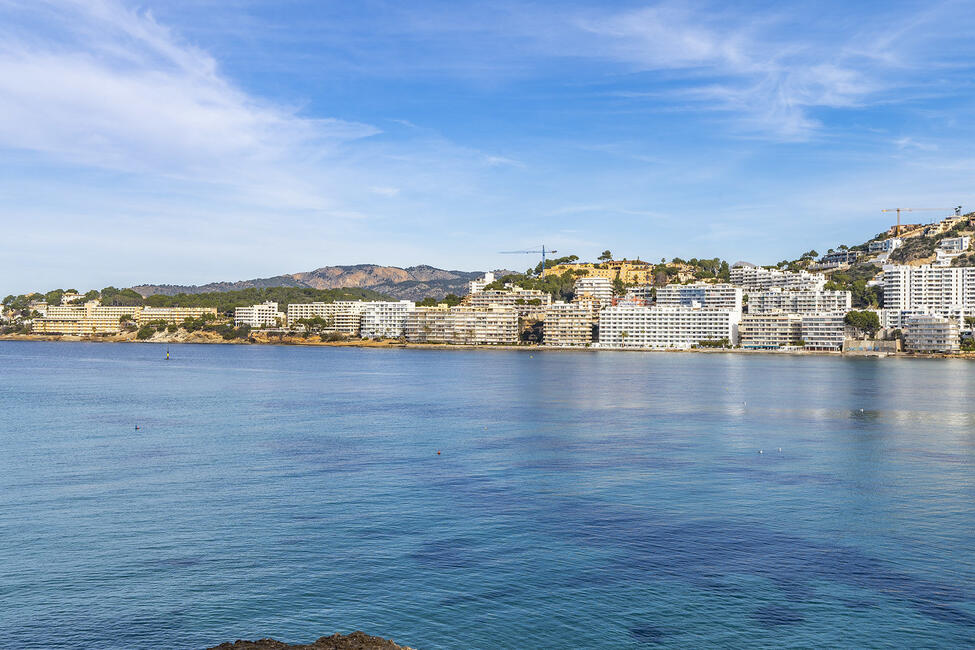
0, 0, 380, 211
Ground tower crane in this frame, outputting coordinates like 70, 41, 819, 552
499, 245, 558, 276
881, 207, 953, 236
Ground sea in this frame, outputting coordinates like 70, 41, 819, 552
0, 341, 973, 648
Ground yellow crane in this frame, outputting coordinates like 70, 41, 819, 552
881, 207, 953, 236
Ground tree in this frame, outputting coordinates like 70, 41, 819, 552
598, 250, 613, 261
844, 310, 880, 337
800, 250, 819, 260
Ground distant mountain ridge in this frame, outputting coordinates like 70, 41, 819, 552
131, 264, 515, 301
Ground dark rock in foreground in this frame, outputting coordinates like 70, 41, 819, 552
208, 631, 413, 650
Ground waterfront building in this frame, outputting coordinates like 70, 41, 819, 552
446, 306, 519, 345
468, 286, 551, 319
138, 307, 218, 324
404, 306, 450, 343
34, 301, 142, 335
799, 313, 847, 351
286, 301, 373, 334
746, 289, 851, 314
656, 283, 742, 311
739, 313, 803, 349
468, 272, 496, 296
544, 301, 594, 347
404, 305, 518, 345
234, 302, 284, 329
904, 315, 961, 352
360, 300, 416, 339
598, 305, 741, 349
573, 276, 613, 308
730, 262, 826, 291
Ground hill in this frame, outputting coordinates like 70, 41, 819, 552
131, 264, 515, 301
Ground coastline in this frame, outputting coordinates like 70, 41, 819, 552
1, 332, 971, 359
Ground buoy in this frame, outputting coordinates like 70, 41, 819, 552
135, 426, 140, 430
437, 450, 441, 455
759, 449, 763, 454
778, 448, 782, 452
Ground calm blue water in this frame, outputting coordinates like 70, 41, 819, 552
1, 342, 973, 648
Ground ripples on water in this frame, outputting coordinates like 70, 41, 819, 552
0, 342, 973, 648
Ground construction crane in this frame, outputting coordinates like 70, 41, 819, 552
881, 207, 953, 236
499, 245, 558, 276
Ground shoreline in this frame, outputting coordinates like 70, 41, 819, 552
1, 332, 970, 359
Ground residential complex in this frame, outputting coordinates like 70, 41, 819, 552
234, 302, 284, 329
656, 283, 743, 311
32, 303, 218, 334
730, 262, 827, 291
903, 315, 961, 353
746, 289, 851, 314
598, 305, 740, 350
543, 259, 657, 284
468, 286, 551, 318
544, 301, 594, 347
740, 313, 803, 349
286, 301, 374, 334
573, 276, 613, 308
799, 313, 847, 351
404, 305, 518, 345
360, 300, 416, 339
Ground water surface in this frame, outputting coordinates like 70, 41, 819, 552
1, 342, 973, 648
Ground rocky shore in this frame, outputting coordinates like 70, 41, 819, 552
209, 631, 413, 650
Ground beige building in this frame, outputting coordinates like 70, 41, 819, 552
543, 259, 657, 285
740, 313, 803, 349
468, 286, 552, 319
544, 301, 594, 347
138, 307, 218, 324
34, 301, 142, 335
404, 305, 518, 345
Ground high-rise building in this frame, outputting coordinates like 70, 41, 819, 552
656, 283, 743, 311
598, 305, 740, 349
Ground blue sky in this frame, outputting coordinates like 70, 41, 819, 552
2, 0, 975, 294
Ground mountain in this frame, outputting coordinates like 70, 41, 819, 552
131, 264, 515, 301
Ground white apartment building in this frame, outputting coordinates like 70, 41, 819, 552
468, 272, 496, 295
544, 301, 593, 347
730, 262, 827, 291
624, 286, 654, 304
138, 307, 218, 324
468, 286, 552, 318
746, 289, 851, 314
360, 300, 416, 339
656, 283, 743, 311
939, 236, 970, 253
800, 313, 847, 351
904, 315, 960, 352
286, 301, 373, 334
234, 302, 284, 329
598, 305, 741, 349
869, 238, 903, 254
882, 264, 975, 317
573, 276, 614, 307
739, 313, 803, 349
